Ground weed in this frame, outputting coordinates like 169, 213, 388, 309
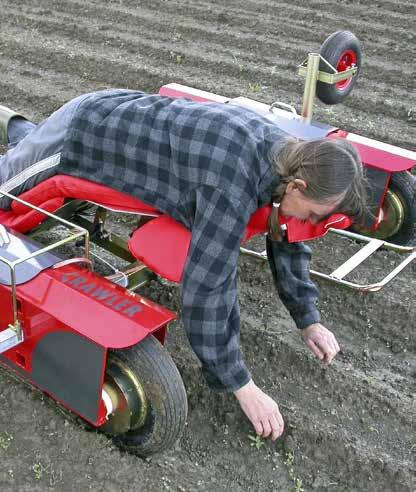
284, 450, 304, 492
169, 51, 183, 65
248, 433, 265, 450
248, 83, 262, 93
294, 477, 304, 492
32, 463, 45, 480
231, 54, 246, 74
172, 29, 182, 42
0, 431, 13, 451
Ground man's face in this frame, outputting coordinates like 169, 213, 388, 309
280, 179, 341, 224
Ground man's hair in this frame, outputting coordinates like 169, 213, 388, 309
268, 138, 368, 239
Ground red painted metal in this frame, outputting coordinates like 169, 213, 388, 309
336, 49, 357, 89
328, 130, 415, 173
159, 83, 228, 103
7, 264, 175, 349
0, 262, 175, 425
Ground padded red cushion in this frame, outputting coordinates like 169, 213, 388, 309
0, 174, 352, 282
283, 213, 352, 242
0, 198, 65, 232
129, 215, 191, 283
11, 175, 159, 215
128, 207, 352, 283
128, 208, 273, 283
243, 205, 352, 243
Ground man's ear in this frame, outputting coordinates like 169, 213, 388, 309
287, 179, 307, 193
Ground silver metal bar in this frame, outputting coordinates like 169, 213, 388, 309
0, 225, 10, 246
310, 250, 416, 292
0, 327, 22, 354
9, 263, 21, 339
0, 190, 90, 330
240, 227, 416, 292
0, 189, 90, 261
298, 65, 357, 84
330, 239, 384, 279
240, 247, 267, 260
328, 227, 414, 253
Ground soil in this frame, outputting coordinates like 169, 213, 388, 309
0, 1, 415, 491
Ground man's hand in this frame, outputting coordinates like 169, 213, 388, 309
234, 379, 284, 441
301, 323, 340, 366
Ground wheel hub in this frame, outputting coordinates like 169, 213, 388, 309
100, 358, 148, 435
372, 189, 405, 239
336, 49, 357, 90
354, 189, 405, 240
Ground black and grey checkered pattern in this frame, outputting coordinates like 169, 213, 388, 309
5, 89, 321, 391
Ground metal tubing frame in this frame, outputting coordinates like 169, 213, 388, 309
30, 200, 157, 291
298, 53, 358, 123
0, 190, 90, 335
240, 228, 416, 293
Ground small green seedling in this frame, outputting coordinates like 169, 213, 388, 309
248, 433, 265, 450
32, 463, 45, 480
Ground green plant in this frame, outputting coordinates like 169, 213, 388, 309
0, 432, 13, 451
248, 83, 262, 93
248, 433, 265, 450
231, 54, 246, 74
32, 463, 45, 480
284, 450, 304, 492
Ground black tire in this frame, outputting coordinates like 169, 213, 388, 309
102, 335, 188, 457
316, 31, 362, 105
353, 172, 416, 245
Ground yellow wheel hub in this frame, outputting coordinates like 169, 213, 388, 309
100, 358, 148, 435
354, 189, 404, 240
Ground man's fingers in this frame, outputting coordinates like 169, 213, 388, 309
276, 408, 284, 430
253, 420, 263, 436
324, 338, 340, 364
261, 419, 272, 438
270, 414, 283, 441
306, 339, 324, 360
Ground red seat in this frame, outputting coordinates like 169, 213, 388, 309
0, 175, 160, 232
128, 207, 352, 283
0, 175, 352, 283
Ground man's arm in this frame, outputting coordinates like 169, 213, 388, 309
266, 236, 340, 365
266, 235, 321, 329
180, 186, 285, 440
180, 186, 250, 392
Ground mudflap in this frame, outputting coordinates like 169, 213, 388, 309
0, 263, 176, 426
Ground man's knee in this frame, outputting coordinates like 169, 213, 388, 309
7, 118, 37, 148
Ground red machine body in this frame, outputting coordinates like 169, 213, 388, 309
0, 260, 175, 426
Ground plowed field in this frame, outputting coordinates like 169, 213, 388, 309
0, 1, 415, 491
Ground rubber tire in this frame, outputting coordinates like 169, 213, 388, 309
316, 31, 362, 105
354, 172, 416, 245
107, 335, 188, 457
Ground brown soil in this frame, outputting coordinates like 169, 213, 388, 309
0, 1, 415, 491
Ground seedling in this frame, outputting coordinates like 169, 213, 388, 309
248, 433, 265, 450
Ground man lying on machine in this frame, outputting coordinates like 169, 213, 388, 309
0, 90, 367, 441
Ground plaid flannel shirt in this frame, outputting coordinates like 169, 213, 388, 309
60, 89, 320, 392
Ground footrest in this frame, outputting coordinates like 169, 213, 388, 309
0, 327, 23, 354
241, 229, 416, 292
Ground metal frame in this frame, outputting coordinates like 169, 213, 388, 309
241, 228, 415, 292
29, 199, 156, 291
298, 53, 358, 122
11, 195, 415, 293
0, 190, 90, 339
